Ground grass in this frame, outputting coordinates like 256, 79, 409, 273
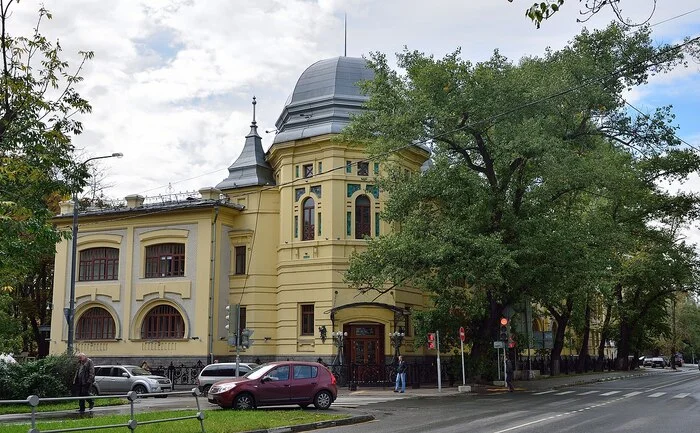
1, 408, 348, 433
0, 398, 127, 415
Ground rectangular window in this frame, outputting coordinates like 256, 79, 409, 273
375, 212, 380, 237
79, 247, 119, 281
346, 161, 352, 173
234, 246, 246, 275
318, 161, 323, 173
347, 211, 352, 236
318, 213, 322, 236
294, 216, 299, 238
145, 243, 185, 278
357, 161, 369, 176
374, 162, 380, 175
301, 304, 314, 335
303, 164, 313, 178
295, 165, 300, 178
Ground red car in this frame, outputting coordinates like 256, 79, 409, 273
207, 361, 337, 410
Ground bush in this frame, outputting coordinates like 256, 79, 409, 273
0, 354, 75, 399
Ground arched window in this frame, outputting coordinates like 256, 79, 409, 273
79, 247, 119, 281
302, 197, 315, 241
76, 307, 116, 340
145, 243, 185, 278
355, 195, 371, 239
141, 305, 185, 339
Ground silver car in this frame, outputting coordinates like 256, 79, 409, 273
196, 362, 258, 395
92, 365, 172, 397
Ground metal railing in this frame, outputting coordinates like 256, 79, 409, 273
0, 389, 205, 433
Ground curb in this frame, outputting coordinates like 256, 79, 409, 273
244, 414, 375, 433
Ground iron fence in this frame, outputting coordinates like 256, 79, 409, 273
0, 389, 205, 433
328, 362, 450, 390
150, 360, 205, 388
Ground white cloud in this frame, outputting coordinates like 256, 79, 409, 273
5, 0, 700, 201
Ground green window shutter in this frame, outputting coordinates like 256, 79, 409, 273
294, 216, 299, 238
295, 165, 300, 178
374, 162, 380, 175
346, 161, 352, 173
347, 212, 352, 236
318, 213, 322, 236
375, 213, 380, 237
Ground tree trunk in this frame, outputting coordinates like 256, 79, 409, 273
616, 320, 632, 370
597, 303, 612, 361
577, 301, 591, 373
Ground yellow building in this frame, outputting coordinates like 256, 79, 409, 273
49, 56, 430, 367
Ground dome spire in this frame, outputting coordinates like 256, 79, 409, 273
216, 95, 275, 190
252, 96, 257, 125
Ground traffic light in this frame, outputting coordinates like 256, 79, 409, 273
508, 335, 516, 349
499, 317, 509, 342
427, 332, 436, 350
240, 328, 255, 349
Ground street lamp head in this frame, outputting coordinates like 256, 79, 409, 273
111, 152, 124, 158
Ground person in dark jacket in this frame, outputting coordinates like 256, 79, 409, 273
74, 353, 95, 413
394, 355, 407, 393
505, 358, 515, 392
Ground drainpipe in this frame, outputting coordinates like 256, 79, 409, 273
208, 205, 220, 364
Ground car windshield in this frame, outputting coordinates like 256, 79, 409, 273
129, 367, 152, 376
245, 363, 276, 379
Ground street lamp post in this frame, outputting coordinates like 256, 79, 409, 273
389, 330, 405, 358
66, 152, 123, 355
332, 331, 347, 366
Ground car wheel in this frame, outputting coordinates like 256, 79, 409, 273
298, 404, 309, 409
133, 384, 148, 395
313, 390, 332, 410
202, 385, 211, 396
234, 393, 255, 410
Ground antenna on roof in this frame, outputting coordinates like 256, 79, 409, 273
344, 13, 347, 57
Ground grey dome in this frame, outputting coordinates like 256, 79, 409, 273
273, 56, 374, 144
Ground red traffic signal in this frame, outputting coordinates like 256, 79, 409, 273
500, 317, 509, 326
427, 332, 436, 350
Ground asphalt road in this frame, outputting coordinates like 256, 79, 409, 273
327, 368, 700, 433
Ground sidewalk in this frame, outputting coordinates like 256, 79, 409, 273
337, 366, 687, 398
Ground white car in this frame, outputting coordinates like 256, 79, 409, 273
196, 362, 258, 395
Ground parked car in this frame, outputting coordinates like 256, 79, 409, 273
207, 361, 337, 410
92, 365, 172, 397
196, 362, 258, 395
643, 357, 666, 368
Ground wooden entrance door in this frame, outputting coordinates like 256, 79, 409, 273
345, 324, 384, 385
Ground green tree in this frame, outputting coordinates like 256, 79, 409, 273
342, 24, 700, 377
0, 1, 93, 352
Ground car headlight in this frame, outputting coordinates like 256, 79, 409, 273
214, 383, 237, 393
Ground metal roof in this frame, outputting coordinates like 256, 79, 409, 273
273, 56, 374, 144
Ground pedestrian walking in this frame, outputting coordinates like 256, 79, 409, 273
73, 352, 95, 413
505, 358, 515, 392
394, 355, 407, 393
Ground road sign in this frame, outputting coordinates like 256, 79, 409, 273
493, 341, 504, 349
459, 326, 465, 342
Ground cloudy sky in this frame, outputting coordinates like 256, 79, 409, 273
9, 1, 700, 203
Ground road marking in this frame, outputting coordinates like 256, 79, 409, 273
577, 391, 598, 395
555, 391, 575, 395
600, 391, 620, 396
624, 391, 642, 397
672, 393, 690, 399
648, 392, 666, 398
532, 390, 556, 395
